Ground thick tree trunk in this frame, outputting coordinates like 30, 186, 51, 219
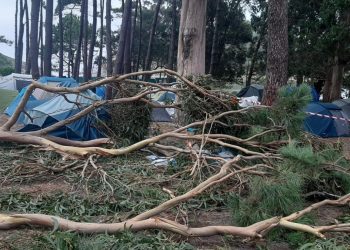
24, 0, 31, 74
329, 60, 343, 101
167, 0, 177, 71
262, 0, 288, 106
97, 0, 105, 78
87, 0, 97, 80
177, 0, 207, 76
209, 0, 220, 76
83, 0, 89, 81
30, 0, 41, 79
68, 10, 74, 78
105, 0, 113, 76
44, 0, 53, 76
123, 7, 132, 74
73, 0, 85, 80
135, 0, 142, 72
15, 0, 25, 73
144, 0, 163, 73
58, 0, 64, 77
113, 0, 133, 75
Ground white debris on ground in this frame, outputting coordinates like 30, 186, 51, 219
238, 96, 260, 108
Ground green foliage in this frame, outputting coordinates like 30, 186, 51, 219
0, 66, 14, 76
299, 236, 350, 250
230, 170, 304, 226
38, 231, 193, 250
105, 87, 151, 145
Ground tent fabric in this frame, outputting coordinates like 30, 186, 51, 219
304, 102, 350, 138
19, 91, 106, 141
158, 92, 176, 102
333, 99, 350, 120
0, 73, 33, 91
151, 101, 172, 122
236, 84, 264, 102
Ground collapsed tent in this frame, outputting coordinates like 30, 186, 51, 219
4, 77, 106, 140
151, 101, 172, 122
0, 73, 33, 91
19, 91, 107, 141
158, 91, 176, 102
333, 99, 350, 120
236, 84, 264, 102
304, 102, 350, 138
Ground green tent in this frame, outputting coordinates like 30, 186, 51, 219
0, 89, 18, 112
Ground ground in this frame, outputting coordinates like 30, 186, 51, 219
0, 121, 349, 249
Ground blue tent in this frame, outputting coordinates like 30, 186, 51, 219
18, 91, 107, 140
5, 77, 78, 118
304, 102, 350, 138
158, 92, 176, 102
236, 84, 264, 101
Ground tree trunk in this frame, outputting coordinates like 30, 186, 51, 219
113, 0, 133, 75
68, 10, 74, 78
329, 59, 343, 101
58, 0, 64, 77
24, 0, 31, 74
105, 0, 113, 76
44, 0, 53, 76
167, 0, 177, 71
135, 0, 142, 72
209, 0, 220, 76
15, 0, 25, 73
39, 0, 44, 76
144, 0, 163, 74
123, 5, 132, 74
83, 0, 89, 81
30, 0, 41, 79
73, 0, 85, 80
261, 0, 288, 106
177, 0, 207, 76
97, 0, 105, 78
15, 0, 18, 71
130, 0, 138, 71
87, 0, 97, 80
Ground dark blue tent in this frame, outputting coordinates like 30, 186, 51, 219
158, 92, 176, 102
333, 99, 350, 120
236, 84, 264, 101
304, 102, 350, 138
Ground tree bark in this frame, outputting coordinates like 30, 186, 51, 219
58, 0, 64, 77
15, 0, 25, 73
144, 0, 163, 73
167, 0, 177, 71
39, 0, 44, 76
209, 0, 220, 76
177, 0, 207, 76
44, 0, 53, 76
24, 0, 31, 74
130, 0, 138, 71
135, 0, 142, 72
15, 0, 18, 71
123, 4, 132, 74
83, 0, 89, 81
262, 0, 288, 106
105, 0, 113, 76
30, 0, 41, 79
87, 0, 98, 80
73, 0, 85, 80
113, 0, 133, 75
97, 0, 105, 78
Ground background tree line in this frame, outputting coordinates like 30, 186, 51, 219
12, 0, 350, 102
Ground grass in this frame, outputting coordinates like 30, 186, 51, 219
0, 89, 18, 112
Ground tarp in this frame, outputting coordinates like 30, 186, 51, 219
19, 91, 106, 141
0, 73, 33, 91
236, 84, 264, 102
304, 102, 350, 138
158, 92, 176, 102
333, 99, 350, 120
151, 101, 172, 122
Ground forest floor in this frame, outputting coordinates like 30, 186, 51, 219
0, 120, 349, 249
